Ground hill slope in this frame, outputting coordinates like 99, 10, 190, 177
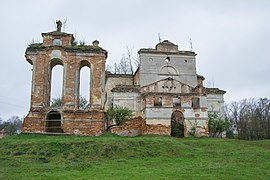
0, 134, 269, 179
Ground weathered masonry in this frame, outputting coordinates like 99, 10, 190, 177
23, 22, 226, 136
22, 21, 107, 135
106, 40, 226, 137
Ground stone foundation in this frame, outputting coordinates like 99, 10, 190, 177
109, 116, 209, 137
22, 110, 104, 136
109, 116, 170, 136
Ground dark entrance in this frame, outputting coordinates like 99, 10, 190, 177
46, 111, 63, 133
171, 111, 185, 137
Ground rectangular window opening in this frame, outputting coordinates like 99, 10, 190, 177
154, 96, 162, 107
192, 97, 200, 109
173, 97, 181, 107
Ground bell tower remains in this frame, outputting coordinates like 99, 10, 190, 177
22, 21, 107, 135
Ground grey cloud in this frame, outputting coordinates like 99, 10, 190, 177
0, 0, 269, 120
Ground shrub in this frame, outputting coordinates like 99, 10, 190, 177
50, 96, 89, 109
105, 106, 132, 127
208, 112, 230, 137
187, 120, 199, 137
50, 97, 62, 108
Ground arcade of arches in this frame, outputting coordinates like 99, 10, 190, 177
22, 28, 107, 135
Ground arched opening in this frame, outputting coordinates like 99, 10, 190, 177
45, 111, 63, 133
171, 111, 185, 137
79, 61, 91, 109
50, 59, 64, 107
160, 65, 178, 75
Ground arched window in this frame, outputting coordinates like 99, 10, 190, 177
160, 65, 178, 75
50, 59, 64, 107
79, 61, 91, 109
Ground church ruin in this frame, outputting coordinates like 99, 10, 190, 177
22, 22, 225, 136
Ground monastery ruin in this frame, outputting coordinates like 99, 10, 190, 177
22, 22, 226, 137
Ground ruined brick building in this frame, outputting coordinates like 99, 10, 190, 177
22, 22, 225, 137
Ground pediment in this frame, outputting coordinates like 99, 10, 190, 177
141, 78, 193, 94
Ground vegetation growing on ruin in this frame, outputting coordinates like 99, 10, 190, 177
27, 43, 43, 49
65, 44, 106, 52
50, 96, 89, 109
26, 42, 106, 53
0, 134, 269, 179
105, 106, 132, 127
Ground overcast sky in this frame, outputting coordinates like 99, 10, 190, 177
0, 0, 269, 120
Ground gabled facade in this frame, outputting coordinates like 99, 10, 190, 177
107, 40, 225, 137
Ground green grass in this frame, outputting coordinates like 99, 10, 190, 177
0, 133, 270, 179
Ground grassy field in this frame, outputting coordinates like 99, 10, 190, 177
0, 133, 269, 179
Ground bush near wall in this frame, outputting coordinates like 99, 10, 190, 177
208, 112, 230, 138
105, 106, 132, 128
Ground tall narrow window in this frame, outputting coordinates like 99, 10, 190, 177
50, 64, 63, 107
79, 65, 91, 109
192, 97, 200, 109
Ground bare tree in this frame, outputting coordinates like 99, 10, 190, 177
126, 46, 139, 74
0, 116, 22, 135
225, 98, 270, 140
62, 18, 68, 31
112, 46, 139, 74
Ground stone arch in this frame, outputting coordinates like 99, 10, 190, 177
45, 110, 63, 133
50, 58, 63, 69
171, 111, 185, 137
78, 60, 92, 109
48, 58, 64, 107
160, 65, 178, 75
79, 60, 91, 69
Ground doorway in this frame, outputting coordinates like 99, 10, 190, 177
171, 111, 185, 137
46, 111, 63, 133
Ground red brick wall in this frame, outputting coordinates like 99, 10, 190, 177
109, 116, 171, 136
22, 110, 104, 135
23, 31, 106, 136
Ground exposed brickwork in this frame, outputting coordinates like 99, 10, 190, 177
143, 124, 170, 135
109, 116, 170, 136
23, 25, 225, 137
109, 116, 209, 137
23, 24, 107, 136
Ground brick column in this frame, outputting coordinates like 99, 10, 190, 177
27, 54, 50, 110
91, 56, 105, 109
62, 57, 78, 110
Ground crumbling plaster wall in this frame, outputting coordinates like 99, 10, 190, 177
109, 116, 208, 137
112, 92, 142, 117
104, 75, 133, 110
144, 95, 208, 124
207, 93, 225, 117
